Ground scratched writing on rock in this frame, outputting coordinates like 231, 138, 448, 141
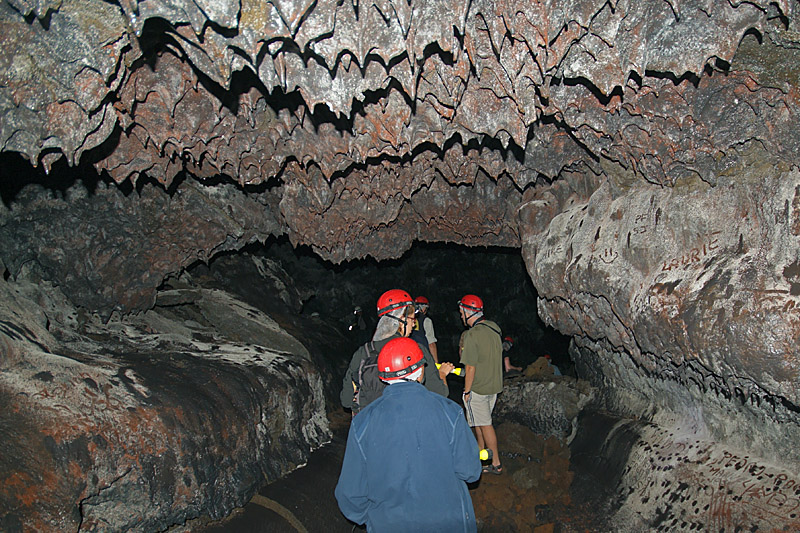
706, 451, 800, 519
30, 372, 123, 421
592, 245, 618, 264
630, 438, 800, 529
745, 287, 797, 314
540, 243, 564, 260
589, 228, 621, 264
632, 213, 649, 235
662, 231, 722, 271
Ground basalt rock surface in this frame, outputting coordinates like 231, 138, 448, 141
0, 177, 282, 318
2, 1, 796, 312
0, 272, 332, 531
495, 373, 595, 443
569, 410, 800, 532
521, 160, 800, 529
2, 0, 800, 531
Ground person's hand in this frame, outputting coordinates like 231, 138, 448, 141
438, 362, 455, 379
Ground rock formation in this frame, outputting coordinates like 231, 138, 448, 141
2, 0, 800, 530
0, 269, 334, 531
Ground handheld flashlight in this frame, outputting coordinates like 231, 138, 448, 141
435, 363, 465, 376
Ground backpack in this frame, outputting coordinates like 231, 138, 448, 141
353, 341, 386, 413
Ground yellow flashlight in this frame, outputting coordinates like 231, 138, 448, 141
435, 363, 464, 376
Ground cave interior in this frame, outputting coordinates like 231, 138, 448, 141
2, 0, 800, 531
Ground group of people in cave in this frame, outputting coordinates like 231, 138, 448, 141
334, 289, 514, 532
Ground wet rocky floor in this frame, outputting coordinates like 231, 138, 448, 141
185, 408, 604, 533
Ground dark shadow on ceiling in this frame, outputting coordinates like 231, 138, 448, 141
0, 151, 105, 207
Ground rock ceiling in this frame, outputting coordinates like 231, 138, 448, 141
2, 1, 797, 298
2, 0, 797, 319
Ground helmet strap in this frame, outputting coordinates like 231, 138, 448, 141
379, 300, 413, 317
461, 306, 482, 324
387, 307, 414, 336
399, 366, 423, 383
379, 359, 424, 380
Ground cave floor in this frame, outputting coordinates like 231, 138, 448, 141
191, 410, 603, 533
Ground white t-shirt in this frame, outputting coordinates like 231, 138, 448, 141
422, 316, 437, 344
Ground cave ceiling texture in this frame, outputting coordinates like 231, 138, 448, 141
2, 0, 800, 531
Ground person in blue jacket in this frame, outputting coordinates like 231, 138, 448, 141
335, 337, 482, 532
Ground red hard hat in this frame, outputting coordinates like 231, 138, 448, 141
503, 336, 513, 343
378, 337, 425, 381
377, 289, 414, 317
458, 294, 483, 312
413, 296, 429, 305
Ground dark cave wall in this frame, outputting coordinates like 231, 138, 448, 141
4, 1, 795, 277
244, 240, 566, 367
2, 0, 799, 320
0, 175, 283, 318
527, 148, 800, 529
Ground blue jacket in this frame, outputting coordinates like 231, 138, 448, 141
335, 381, 482, 532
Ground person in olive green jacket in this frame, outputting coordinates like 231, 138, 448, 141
458, 294, 504, 475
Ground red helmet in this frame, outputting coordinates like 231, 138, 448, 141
413, 296, 429, 305
378, 337, 425, 382
377, 289, 414, 317
503, 336, 513, 344
458, 294, 483, 312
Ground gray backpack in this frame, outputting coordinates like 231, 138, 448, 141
354, 341, 386, 413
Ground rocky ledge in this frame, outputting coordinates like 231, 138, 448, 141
0, 276, 330, 532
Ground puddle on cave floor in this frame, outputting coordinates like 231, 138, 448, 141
190, 411, 604, 533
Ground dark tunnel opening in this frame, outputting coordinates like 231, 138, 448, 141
192, 237, 574, 376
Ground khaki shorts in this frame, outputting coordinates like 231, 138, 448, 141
464, 392, 497, 427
